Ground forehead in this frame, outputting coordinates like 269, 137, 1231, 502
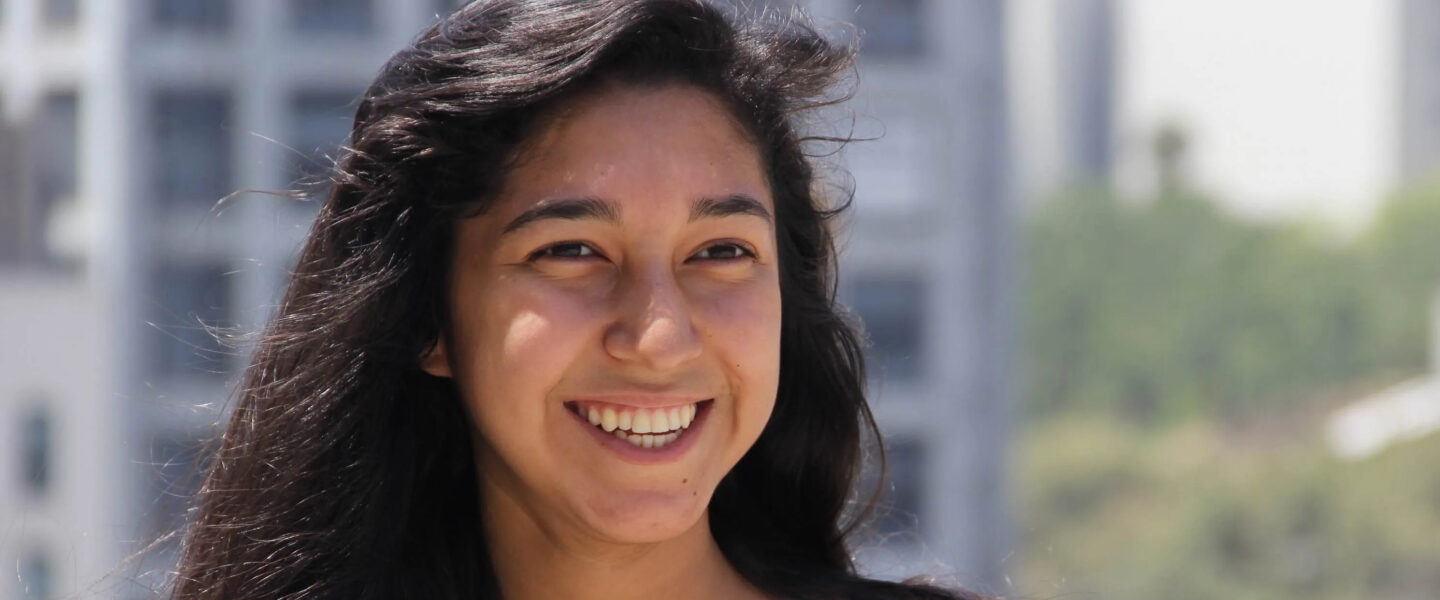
494, 83, 772, 217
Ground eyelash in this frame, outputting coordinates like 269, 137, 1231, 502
528, 241, 757, 263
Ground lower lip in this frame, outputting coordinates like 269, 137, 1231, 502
567, 401, 712, 465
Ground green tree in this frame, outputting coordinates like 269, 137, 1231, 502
1021, 182, 1440, 423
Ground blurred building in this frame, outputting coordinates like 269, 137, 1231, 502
809, 0, 1014, 592
0, 273, 109, 600
0, 0, 1012, 597
1007, 0, 1116, 207
0, 1, 460, 598
1402, 0, 1440, 179
1054, 0, 1115, 182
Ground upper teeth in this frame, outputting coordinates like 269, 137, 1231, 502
581, 403, 697, 434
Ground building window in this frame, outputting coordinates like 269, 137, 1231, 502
30, 91, 79, 265
43, 0, 78, 28
878, 437, 926, 539
846, 274, 926, 381
293, 0, 374, 35
35, 92, 79, 209
150, 263, 234, 380
153, 0, 230, 33
289, 90, 358, 187
152, 90, 232, 211
856, 436, 927, 547
21, 407, 52, 496
853, 0, 925, 58
18, 552, 52, 600
146, 436, 204, 537
0, 98, 20, 262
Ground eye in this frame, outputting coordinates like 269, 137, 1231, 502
530, 242, 602, 261
691, 242, 757, 262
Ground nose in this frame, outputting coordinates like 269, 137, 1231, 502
602, 263, 703, 372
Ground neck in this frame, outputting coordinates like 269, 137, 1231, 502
480, 478, 766, 600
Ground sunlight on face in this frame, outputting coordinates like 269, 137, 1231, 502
421, 83, 782, 545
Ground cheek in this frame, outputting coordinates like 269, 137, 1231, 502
450, 275, 605, 424
694, 273, 782, 406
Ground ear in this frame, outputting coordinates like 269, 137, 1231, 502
419, 334, 454, 378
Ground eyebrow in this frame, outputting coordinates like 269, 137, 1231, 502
502, 196, 619, 234
501, 193, 773, 234
690, 194, 773, 225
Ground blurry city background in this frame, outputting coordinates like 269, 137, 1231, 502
2, 0, 1439, 598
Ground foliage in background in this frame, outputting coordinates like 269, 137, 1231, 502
1357, 180, 1440, 370
1017, 182, 1440, 599
1025, 183, 1440, 424
1017, 416, 1440, 600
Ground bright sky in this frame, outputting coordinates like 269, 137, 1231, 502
1116, 0, 1400, 228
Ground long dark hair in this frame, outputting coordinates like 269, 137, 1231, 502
170, 1, 988, 598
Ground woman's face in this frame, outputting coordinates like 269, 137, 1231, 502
421, 83, 782, 545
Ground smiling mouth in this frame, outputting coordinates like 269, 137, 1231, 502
565, 400, 713, 449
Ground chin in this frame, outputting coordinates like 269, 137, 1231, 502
580, 485, 715, 544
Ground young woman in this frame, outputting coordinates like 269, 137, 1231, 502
170, 1, 991, 598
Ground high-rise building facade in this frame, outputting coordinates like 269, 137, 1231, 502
809, 0, 1013, 591
1008, 0, 1116, 208
1402, 0, 1440, 179
1, 1, 462, 598
1054, 0, 1114, 182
